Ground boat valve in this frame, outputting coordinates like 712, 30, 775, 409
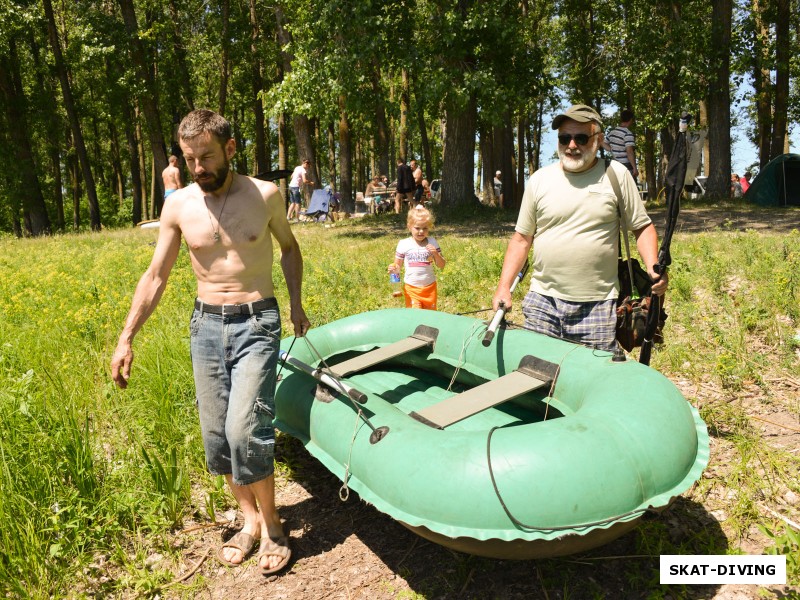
369, 426, 390, 444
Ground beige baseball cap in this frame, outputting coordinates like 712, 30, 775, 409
552, 104, 603, 130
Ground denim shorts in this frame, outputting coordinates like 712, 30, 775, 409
288, 186, 301, 204
521, 290, 617, 352
189, 303, 281, 485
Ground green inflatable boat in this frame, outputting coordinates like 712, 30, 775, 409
274, 309, 709, 559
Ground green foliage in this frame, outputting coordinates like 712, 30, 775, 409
759, 523, 800, 581
0, 213, 799, 593
140, 445, 188, 528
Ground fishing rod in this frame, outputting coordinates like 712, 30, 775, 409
639, 112, 690, 365
482, 260, 529, 347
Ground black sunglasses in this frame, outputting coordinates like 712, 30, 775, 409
557, 132, 598, 146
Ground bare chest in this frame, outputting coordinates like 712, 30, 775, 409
182, 198, 270, 252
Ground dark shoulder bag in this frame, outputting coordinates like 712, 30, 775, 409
605, 162, 659, 352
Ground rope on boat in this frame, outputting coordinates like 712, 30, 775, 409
485, 345, 653, 532
446, 320, 484, 392
276, 335, 298, 382
339, 408, 363, 502
486, 426, 651, 531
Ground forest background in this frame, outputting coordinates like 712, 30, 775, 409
0, 0, 798, 237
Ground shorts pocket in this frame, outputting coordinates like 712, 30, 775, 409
249, 310, 281, 340
189, 311, 205, 336
247, 398, 275, 459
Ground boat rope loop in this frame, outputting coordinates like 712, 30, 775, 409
486, 426, 651, 531
339, 408, 363, 502
447, 321, 484, 392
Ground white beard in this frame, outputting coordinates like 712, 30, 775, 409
558, 139, 599, 172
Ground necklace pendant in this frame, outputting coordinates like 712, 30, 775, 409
213, 231, 220, 242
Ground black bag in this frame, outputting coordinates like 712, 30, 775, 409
616, 258, 656, 352
606, 160, 665, 352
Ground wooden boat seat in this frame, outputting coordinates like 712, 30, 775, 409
410, 355, 559, 429
329, 325, 439, 378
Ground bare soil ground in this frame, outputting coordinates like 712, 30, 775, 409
153, 206, 800, 600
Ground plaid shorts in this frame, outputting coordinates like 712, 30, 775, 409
521, 290, 618, 352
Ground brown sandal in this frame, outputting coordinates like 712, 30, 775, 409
216, 531, 257, 567
257, 536, 291, 575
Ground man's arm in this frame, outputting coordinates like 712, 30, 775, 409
492, 231, 533, 311
633, 223, 667, 296
268, 188, 311, 336
626, 145, 638, 178
111, 207, 182, 388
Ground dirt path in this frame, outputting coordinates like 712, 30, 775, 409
153, 206, 799, 600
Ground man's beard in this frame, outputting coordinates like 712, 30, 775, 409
194, 160, 230, 193
558, 140, 598, 172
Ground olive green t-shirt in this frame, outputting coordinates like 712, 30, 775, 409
515, 159, 651, 301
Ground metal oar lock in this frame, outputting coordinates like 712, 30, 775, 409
278, 350, 389, 444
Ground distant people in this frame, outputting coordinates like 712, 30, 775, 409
365, 175, 388, 213
287, 159, 313, 222
602, 109, 639, 182
388, 205, 446, 310
731, 173, 743, 199
493, 170, 503, 204
422, 179, 431, 201
162, 155, 183, 201
740, 171, 751, 194
410, 159, 424, 207
395, 158, 415, 213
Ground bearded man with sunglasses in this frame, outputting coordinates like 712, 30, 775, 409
492, 104, 667, 352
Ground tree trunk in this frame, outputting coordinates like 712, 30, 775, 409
218, 0, 229, 115
769, 0, 789, 160
44, 0, 100, 230
501, 120, 514, 209
417, 104, 432, 181
28, 33, 64, 230
248, 0, 267, 174
124, 104, 144, 225
293, 114, 318, 191
440, 95, 477, 208
168, 0, 194, 111
135, 106, 150, 219
399, 68, 410, 160
327, 122, 337, 191
0, 45, 51, 235
338, 97, 353, 213
278, 111, 288, 208
479, 127, 495, 205
751, 0, 772, 167
118, 0, 168, 217
108, 120, 125, 205
516, 117, 525, 207
705, 0, 732, 199
372, 61, 389, 179
644, 127, 657, 199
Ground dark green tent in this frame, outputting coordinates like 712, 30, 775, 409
743, 153, 800, 206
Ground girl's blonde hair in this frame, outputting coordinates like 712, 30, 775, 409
407, 204, 434, 229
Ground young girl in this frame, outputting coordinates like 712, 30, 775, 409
388, 205, 446, 309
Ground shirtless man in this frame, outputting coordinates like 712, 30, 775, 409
111, 109, 309, 576
161, 155, 183, 200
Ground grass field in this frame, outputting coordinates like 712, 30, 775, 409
0, 203, 798, 598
